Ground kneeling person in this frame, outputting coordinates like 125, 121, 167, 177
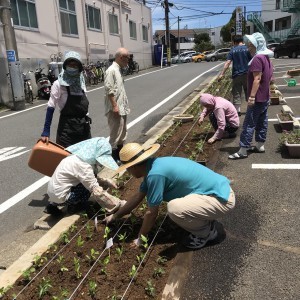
45, 137, 125, 215
104, 143, 235, 249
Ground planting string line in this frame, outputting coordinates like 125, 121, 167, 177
120, 213, 168, 300
13, 210, 102, 299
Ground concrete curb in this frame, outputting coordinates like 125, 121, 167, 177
0, 74, 217, 295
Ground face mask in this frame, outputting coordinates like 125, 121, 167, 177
65, 66, 79, 76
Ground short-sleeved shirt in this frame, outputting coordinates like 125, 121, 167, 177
247, 54, 273, 102
140, 157, 231, 207
227, 45, 252, 78
104, 61, 130, 116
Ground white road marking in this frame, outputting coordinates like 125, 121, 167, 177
252, 164, 300, 169
0, 147, 30, 162
0, 177, 50, 214
0, 64, 222, 214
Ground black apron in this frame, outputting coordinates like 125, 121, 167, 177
56, 86, 91, 148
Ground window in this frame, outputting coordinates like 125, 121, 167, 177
11, 0, 38, 29
275, 16, 291, 31
276, 0, 280, 10
142, 25, 148, 42
109, 14, 119, 34
264, 20, 273, 32
86, 5, 101, 31
59, 0, 78, 35
129, 20, 137, 39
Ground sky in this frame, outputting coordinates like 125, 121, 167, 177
148, 0, 262, 32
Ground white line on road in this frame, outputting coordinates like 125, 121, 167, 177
252, 164, 300, 169
0, 66, 178, 120
0, 64, 222, 214
0, 177, 50, 214
0, 147, 30, 162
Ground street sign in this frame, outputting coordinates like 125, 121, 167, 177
6, 50, 16, 62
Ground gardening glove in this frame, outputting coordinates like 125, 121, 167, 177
92, 188, 125, 213
130, 237, 142, 248
41, 106, 55, 144
97, 177, 118, 189
102, 213, 117, 226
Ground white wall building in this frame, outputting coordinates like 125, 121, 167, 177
247, 0, 300, 42
0, 0, 152, 105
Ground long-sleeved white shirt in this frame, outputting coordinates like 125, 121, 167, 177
47, 155, 99, 202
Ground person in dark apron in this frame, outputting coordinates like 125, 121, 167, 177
41, 51, 91, 148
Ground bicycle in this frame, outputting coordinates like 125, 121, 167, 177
23, 72, 34, 104
127, 55, 139, 75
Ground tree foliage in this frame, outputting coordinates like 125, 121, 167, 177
193, 33, 214, 52
220, 9, 246, 43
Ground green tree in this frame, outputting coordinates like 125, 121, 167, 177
220, 9, 246, 43
194, 33, 214, 52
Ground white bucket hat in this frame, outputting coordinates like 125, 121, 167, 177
117, 143, 160, 172
244, 32, 274, 57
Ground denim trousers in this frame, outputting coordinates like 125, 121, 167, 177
239, 101, 269, 148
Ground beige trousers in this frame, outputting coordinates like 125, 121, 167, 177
167, 188, 235, 237
107, 111, 127, 150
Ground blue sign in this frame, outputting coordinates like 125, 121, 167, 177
7, 50, 16, 62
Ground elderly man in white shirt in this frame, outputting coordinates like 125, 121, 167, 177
104, 48, 131, 163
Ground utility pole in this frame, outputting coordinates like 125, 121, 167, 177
164, 0, 171, 66
0, 0, 25, 110
177, 16, 181, 64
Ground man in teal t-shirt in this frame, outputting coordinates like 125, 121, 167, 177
104, 143, 235, 249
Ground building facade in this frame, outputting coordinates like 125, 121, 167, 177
0, 0, 152, 105
247, 0, 300, 42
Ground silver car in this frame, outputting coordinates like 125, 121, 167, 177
205, 48, 231, 62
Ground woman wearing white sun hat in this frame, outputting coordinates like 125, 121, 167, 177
104, 142, 235, 250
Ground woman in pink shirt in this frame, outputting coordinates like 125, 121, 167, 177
198, 93, 240, 144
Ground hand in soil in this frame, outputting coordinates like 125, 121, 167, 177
102, 213, 115, 225
208, 137, 216, 144
130, 238, 141, 248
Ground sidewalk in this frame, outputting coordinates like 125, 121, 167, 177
179, 62, 300, 299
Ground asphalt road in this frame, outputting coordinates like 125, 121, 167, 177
0, 61, 221, 268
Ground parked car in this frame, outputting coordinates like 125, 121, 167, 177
267, 42, 280, 52
273, 37, 300, 58
192, 53, 205, 62
205, 48, 231, 61
180, 53, 197, 63
171, 51, 197, 63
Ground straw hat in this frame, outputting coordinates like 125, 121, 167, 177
117, 143, 160, 172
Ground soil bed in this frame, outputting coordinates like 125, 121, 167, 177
2, 76, 231, 300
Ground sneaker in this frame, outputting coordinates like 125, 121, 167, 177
43, 204, 63, 216
183, 221, 218, 249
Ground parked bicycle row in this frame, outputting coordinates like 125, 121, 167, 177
20, 55, 140, 105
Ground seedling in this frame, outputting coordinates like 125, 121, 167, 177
110, 189, 121, 198
88, 280, 97, 298
0, 286, 11, 297
136, 253, 145, 265
145, 280, 156, 297
22, 267, 35, 282
33, 255, 48, 268
140, 234, 149, 250
129, 264, 137, 278
38, 277, 52, 299
76, 235, 84, 247
156, 256, 168, 265
73, 257, 82, 279
70, 224, 77, 233
100, 256, 110, 275
153, 267, 165, 278
103, 226, 111, 240
86, 248, 100, 263
60, 232, 70, 244
115, 246, 123, 261
86, 223, 93, 240
117, 232, 128, 243
48, 243, 57, 253
139, 203, 147, 212
80, 212, 88, 219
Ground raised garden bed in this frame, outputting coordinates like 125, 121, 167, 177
0, 76, 232, 300
277, 113, 294, 131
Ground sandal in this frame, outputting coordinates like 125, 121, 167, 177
247, 146, 265, 153
228, 152, 248, 160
